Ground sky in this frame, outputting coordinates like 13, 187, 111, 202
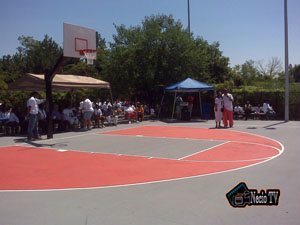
0, 0, 299, 67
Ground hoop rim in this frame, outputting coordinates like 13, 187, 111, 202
79, 49, 97, 55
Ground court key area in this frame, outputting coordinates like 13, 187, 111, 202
0, 125, 283, 191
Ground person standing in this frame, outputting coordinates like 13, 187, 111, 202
214, 92, 223, 128
135, 102, 144, 122
187, 95, 194, 118
175, 95, 183, 120
222, 89, 234, 128
27, 91, 44, 141
82, 96, 94, 130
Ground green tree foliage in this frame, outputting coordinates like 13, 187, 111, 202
233, 60, 258, 86
17, 35, 62, 74
291, 64, 300, 83
103, 14, 230, 103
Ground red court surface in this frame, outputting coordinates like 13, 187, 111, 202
0, 126, 283, 191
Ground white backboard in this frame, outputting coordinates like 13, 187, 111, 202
63, 23, 96, 58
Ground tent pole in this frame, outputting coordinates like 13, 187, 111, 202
70, 89, 74, 106
199, 91, 202, 119
109, 87, 114, 103
172, 92, 177, 120
158, 91, 165, 118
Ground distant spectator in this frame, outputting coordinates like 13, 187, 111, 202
53, 104, 64, 131
175, 95, 183, 120
255, 104, 263, 113
187, 95, 194, 118
150, 106, 156, 119
262, 100, 276, 119
102, 99, 112, 113
124, 102, 135, 124
105, 105, 118, 126
244, 101, 253, 120
113, 98, 122, 115
93, 98, 102, 109
4, 107, 19, 135
94, 104, 105, 128
234, 105, 243, 114
135, 102, 144, 122
62, 104, 77, 130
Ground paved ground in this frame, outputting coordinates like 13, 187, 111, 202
0, 119, 299, 225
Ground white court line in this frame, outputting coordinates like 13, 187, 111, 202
99, 132, 283, 152
57, 149, 68, 152
177, 141, 230, 160
0, 125, 285, 192
2, 144, 277, 164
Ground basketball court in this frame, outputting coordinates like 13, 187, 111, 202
0, 120, 299, 225
1, 23, 299, 225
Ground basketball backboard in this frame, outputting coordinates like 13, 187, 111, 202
63, 23, 96, 58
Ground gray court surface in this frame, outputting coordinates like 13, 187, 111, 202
0, 120, 299, 225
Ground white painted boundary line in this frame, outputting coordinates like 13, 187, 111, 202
177, 141, 230, 160
0, 125, 285, 192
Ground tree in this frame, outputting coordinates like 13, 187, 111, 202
233, 60, 258, 85
104, 14, 230, 103
291, 65, 300, 82
256, 57, 283, 79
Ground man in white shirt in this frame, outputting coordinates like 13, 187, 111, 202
82, 97, 94, 130
222, 89, 234, 128
27, 91, 44, 141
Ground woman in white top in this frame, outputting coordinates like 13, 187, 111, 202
214, 92, 223, 128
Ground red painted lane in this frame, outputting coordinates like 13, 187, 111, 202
184, 142, 279, 161
0, 126, 282, 190
0, 146, 264, 190
100, 126, 282, 150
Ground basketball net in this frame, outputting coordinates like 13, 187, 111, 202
80, 49, 97, 65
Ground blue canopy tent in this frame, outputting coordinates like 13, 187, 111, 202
159, 78, 215, 119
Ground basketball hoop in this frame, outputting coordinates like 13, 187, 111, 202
80, 49, 97, 65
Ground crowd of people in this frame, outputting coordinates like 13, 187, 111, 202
0, 90, 278, 138
214, 89, 276, 128
0, 92, 156, 140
